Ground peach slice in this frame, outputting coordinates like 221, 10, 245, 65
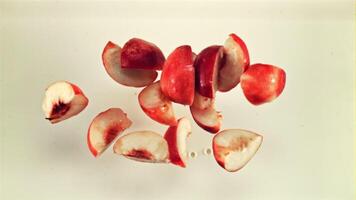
164, 117, 192, 167
160, 45, 195, 105
213, 129, 263, 172
121, 38, 165, 70
218, 34, 250, 92
194, 45, 224, 98
87, 108, 132, 157
102, 41, 157, 87
190, 92, 222, 133
240, 63, 286, 105
138, 81, 177, 126
113, 131, 169, 163
42, 81, 88, 124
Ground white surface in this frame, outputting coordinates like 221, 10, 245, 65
1, 1, 355, 199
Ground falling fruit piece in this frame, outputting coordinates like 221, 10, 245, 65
164, 117, 192, 167
190, 92, 222, 133
160, 45, 195, 105
218, 33, 250, 92
102, 41, 157, 87
87, 108, 132, 157
113, 131, 169, 163
42, 81, 89, 124
121, 38, 165, 70
240, 63, 286, 105
194, 45, 224, 98
138, 81, 177, 126
213, 129, 262, 172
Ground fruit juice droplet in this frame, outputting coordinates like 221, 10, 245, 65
189, 151, 197, 159
203, 148, 212, 155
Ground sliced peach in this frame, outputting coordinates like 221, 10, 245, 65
240, 63, 286, 105
218, 34, 250, 92
113, 131, 169, 163
121, 38, 165, 70
164, 117, 192, 167
190, 92, 222, 133
138, 81, 177, 126
213, 129, 262, 172
102, 41, 157, 87
160, 45, 195, 105
194, 45, 224, 98
42, 81, 88, 124
87, 108, 132, 157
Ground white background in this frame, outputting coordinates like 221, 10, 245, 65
1, 0, 355, 199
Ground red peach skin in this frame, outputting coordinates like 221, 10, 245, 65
121, 38, 165, 70
240, 63, 286, 105
164, 118, 191, 167
160, 45, 195, 105
102, 41, 157, 87
194, 45, 224, 98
